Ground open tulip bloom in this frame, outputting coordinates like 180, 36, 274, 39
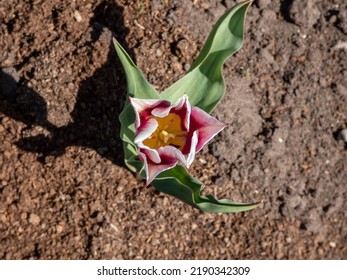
130, 94, 226, 185
114, 0, 259, 212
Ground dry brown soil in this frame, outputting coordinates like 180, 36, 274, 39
0, 0, 346, 259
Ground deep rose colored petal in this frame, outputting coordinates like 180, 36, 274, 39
158, 145, 186, 166
150, 95, 190, 131
190, 106, 226, 152
145, 160, 177, 185
151, 106, 171, 118
138, 151, 173, 185
143, 145, 191, 185
129, 97, 169, 114
142, 149, 177, 185
129, 97, 170, 128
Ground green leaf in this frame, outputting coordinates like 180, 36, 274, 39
113, 39, 160, 100
152, 165, 260, 213
114, 39, 160, 172
160, 0, 252, 113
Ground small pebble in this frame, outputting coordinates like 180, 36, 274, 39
73, 10, 83, 22
56, 225, 64, 233
329, 241, 336, 248
337, 129, 347, 142
29, 213, 40, 226
198, 158, 207, 164
333, 41, 347, 50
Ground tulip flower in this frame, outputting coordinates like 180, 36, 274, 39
130, 95, 226, 184
114, 0, 260, 212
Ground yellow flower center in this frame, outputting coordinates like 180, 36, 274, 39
143, 113, 187, 151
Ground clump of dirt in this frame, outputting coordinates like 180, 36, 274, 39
0, 0, 346, 259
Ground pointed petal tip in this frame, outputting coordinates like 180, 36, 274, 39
145, 160, 179, 186
145, 178, 151, 186
145, 175, 155, 186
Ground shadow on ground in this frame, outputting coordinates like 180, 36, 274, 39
0, 1, 134, 167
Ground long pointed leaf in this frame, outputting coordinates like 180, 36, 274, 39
161, 0, 251, 113
113, 38, 160, 100
114, 39, 160, 171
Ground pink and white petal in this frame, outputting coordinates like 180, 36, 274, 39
151, 95, 191, 131
151, 95, 186, 118
157, 145, 187, 165
190, 107, 226, 151
172, 94, 186, 110
151, 104, 172, 118
134, 118, 158, 144
129, 102, 142, 129
130, 97, 170, 127
136, 118, 161, 163
138, 145, 161, 163
185, 130, 198, 167
171, 94, 191, 130
144, 145, 188, 184
129, 97, 164, 113
145, 157, 178, 185
138, 150, 160, 185
195, 124, 226, 152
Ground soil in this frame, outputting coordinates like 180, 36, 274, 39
0, 0, 346, 259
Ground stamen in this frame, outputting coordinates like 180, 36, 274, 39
159, 130, 175, 144
143, 113, 188, 150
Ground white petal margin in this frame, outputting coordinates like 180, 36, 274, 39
185, 130, 198, 167
145, 160, 178, 185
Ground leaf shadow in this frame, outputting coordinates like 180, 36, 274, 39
1, 1, 134, 167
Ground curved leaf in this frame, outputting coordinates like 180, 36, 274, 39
152, 165, 260, 213
160, 0, 252, 113
113, 38, 160, 100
